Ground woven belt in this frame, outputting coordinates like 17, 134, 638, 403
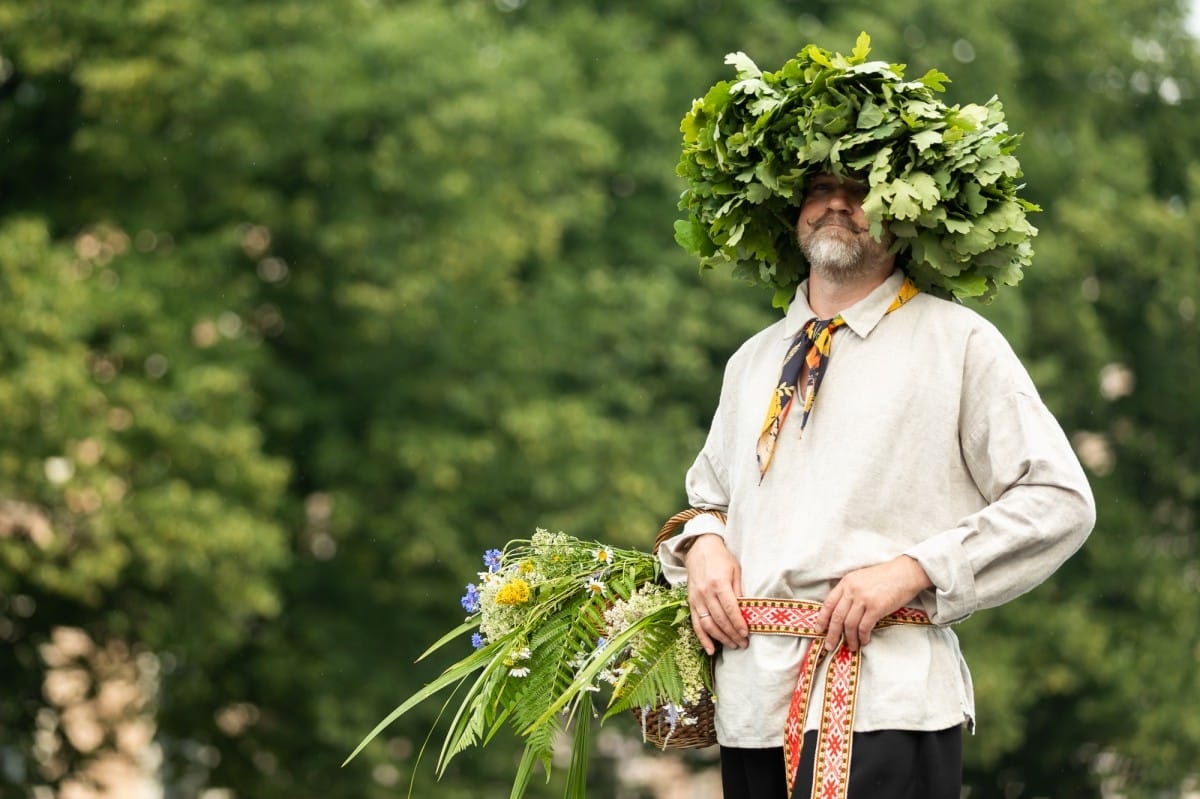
738, 598, 932, 799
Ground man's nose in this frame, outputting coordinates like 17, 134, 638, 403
826, 187, 854, 210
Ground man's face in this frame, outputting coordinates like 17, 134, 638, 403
795, 174, 892, 280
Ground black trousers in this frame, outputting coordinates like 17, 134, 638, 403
720, 727, 962, 799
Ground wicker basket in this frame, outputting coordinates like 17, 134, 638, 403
634, 509, 723, 749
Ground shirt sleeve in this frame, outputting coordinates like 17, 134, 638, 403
904, 330, 1096, 624
658, 366, 736, 586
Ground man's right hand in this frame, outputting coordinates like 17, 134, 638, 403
685, 534, 751, 655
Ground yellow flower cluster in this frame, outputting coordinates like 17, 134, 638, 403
496, 578, 532, 606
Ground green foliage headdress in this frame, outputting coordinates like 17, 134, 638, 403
674, 33, 1039, 308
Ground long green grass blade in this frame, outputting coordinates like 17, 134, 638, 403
509, 744, 540, 799
564, 698, 593, 799
342, 644, 493, 765
417, 617, 480, 662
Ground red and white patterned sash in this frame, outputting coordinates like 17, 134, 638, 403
738, 598, 932, 799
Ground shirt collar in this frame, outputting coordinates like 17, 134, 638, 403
782, 270, 908, 340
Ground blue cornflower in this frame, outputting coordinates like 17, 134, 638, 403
471, 632, 486, 649
483, 548, 503, 572
461, 583, 481, 613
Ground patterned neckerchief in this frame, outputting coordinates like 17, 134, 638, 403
756, 277, 919, 477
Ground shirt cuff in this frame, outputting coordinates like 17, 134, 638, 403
904, 534, 978, 625
656, 512, 727, 586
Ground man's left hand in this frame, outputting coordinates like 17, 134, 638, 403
816, 555, 933, 651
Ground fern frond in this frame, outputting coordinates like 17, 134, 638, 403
609, 641, 682, 716
438, 645, 517, 771
603, 603, 706, 719
517, 704, 564, 787
510, 594, 600, 735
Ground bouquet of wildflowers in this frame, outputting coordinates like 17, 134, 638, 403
344, 529, 713, 798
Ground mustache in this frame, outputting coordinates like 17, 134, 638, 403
808, 214, 864, 234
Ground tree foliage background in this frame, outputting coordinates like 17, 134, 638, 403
2, 1, 1199, 797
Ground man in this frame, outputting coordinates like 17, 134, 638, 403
658, 171, 1095, 798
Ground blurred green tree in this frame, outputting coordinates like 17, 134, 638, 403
1, 0, 1199, 797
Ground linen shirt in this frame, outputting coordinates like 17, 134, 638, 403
659, 270, 1095, 747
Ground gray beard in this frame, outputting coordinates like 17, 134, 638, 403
800, 228, 869, 281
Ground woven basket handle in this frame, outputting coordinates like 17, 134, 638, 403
653, 508, 728, 550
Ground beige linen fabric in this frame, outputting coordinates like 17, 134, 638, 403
659, 270, 1095, 747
